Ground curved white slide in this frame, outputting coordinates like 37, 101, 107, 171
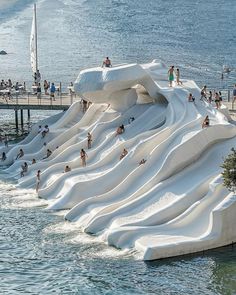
3, 61, 236, 261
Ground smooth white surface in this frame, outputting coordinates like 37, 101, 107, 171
5, 61, 236, 260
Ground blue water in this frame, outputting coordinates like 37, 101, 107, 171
0, 0, 236, 294
1, 176, 236, 295
0, 0, 235, 88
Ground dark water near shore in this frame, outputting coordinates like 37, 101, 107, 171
0, 0, 236, 294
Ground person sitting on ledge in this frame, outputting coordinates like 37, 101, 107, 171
102, 57, 112, 68
20, 162, 28, 177
116, 124, 125, 136
64, 165, 71, 173
43, 149, 52, 159
139, 159, 147, 165
120, 148, 128, 160
202, 115, 210, 128
188, 93, 195, 102
41, 125, 49, 138
16, 148, 24, 160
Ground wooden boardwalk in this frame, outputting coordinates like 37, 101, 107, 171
0, 92, 80, 130
0, 92, 78, 110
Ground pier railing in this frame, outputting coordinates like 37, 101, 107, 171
0, 88, 235, 110
0, 86, 79, 131
0, 90, 78, 110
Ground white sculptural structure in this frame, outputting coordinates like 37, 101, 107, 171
1, 60, 236, 260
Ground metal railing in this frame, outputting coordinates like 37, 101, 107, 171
0, 89, 77, 109
0, 81, 78, 108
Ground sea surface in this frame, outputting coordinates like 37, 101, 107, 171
0, 0, 236, 294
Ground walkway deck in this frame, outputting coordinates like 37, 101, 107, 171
0, 92, 78, 110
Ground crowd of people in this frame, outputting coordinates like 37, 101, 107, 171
36, 117, 145, 190
34, 80, 57, 101
0, 79, 25, 101
0, 70, 59, 103
187, 84, 236, 129
0, 79, 24, 91
199, 85, 225, 109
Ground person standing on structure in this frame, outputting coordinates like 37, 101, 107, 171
168, 66, 175, 87
50, 83, 56, 101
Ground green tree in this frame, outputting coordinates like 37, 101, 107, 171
221, 148, 236, 193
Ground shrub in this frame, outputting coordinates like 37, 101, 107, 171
221, 148, 236, 192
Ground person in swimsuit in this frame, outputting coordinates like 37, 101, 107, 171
139, 159, 147, 165
214, 92, 220, 109
16, 149, 24, 160
1, 152, 6, 161
202, 115, 210, 128
200, 85, 207, 100
82, 99, 88, 113
43, 149, 52, 159
102, 57, 112, 68
20, 162, 28, 177
188, 93, 195, 102
41, 125, 49, 138
120, 148, 128, 160
219, 91, 223, 106
168, 66, 175, 87
36, 170, 41, 193
115, 124, 125, 136
208, 91, 212, 104
176, 68, 183, 85
64, 165, 71, 173
87, 132, 92, 149
80, 148, 88, 167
